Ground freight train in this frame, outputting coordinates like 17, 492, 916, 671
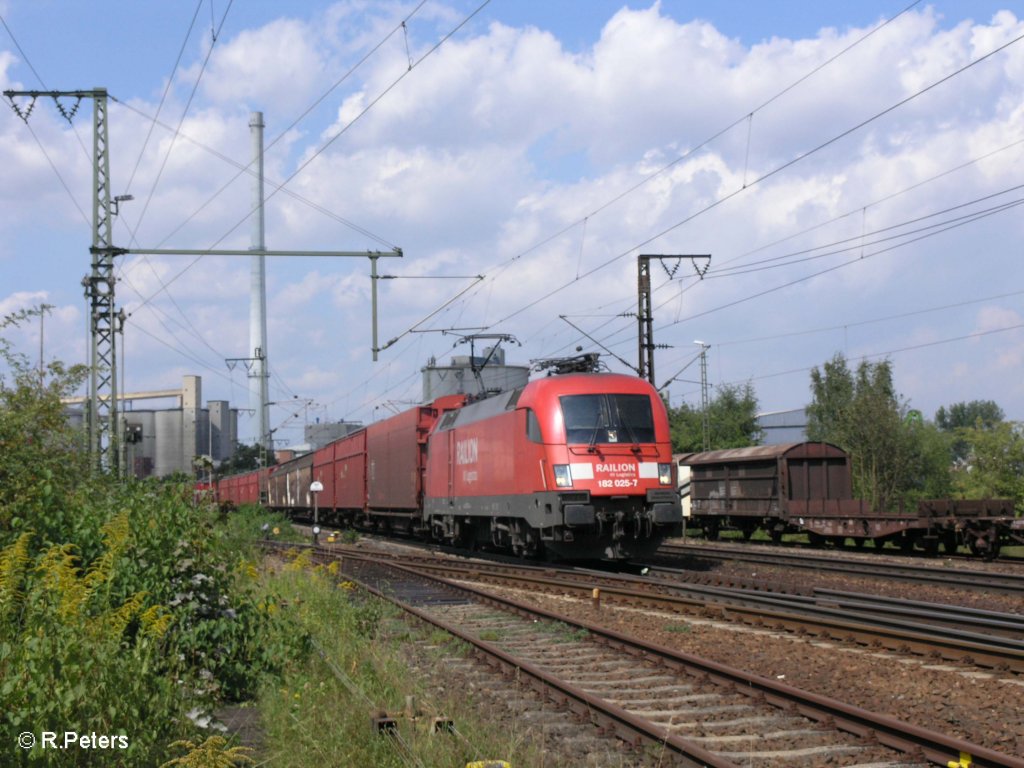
213, 363, 682, 560
676, 442, 1023, 557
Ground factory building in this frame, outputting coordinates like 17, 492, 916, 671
421, 346, 529, 401
120, 375, 239, 478
755, 407, 809, 445
62, 375, 240, 479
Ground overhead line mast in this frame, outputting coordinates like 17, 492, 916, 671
636, 254, 710, 385
4, 88, 121, 471
4, 90, 402, 473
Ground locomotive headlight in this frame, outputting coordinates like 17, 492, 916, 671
553, 464, 573, 488
658, 463, 672, 486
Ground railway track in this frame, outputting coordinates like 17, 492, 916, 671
263, 541, 1024, 767
657, 542, 1024, 595
367, 550, 1024, 674
285, 528, 1024, 671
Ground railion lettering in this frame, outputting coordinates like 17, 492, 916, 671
596, 462, 633, 473
455, 437, 478, 465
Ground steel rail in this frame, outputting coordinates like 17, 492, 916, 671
658, 543, 1024, 594
291, 545, 1024, 768
397, 556, 1024, 673
269, 537, 1024, 668
810, 588, 1024, 635
289, 544, 739, 768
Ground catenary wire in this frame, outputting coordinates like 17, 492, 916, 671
587, 194, 1024, 359
428, 0, 929, 329
538, 133, 1024, 361
124, 0, 473, 313
2, 5, 237, 375
718, 322, 1024, 392
713, 287, 1024, 349
484, 26, 1024, 331
540, 186, 1024, 364
310, 1, 932, 411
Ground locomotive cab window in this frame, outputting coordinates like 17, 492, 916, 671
559, 394, 655, 444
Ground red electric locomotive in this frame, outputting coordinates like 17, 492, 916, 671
423, 372, 680, 559
212, 366, 682, 560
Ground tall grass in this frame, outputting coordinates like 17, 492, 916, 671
257, 559, 557, 767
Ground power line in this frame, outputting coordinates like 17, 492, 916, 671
483, 25, 1024, 331
0, 12, 46, 87
109, 99, 398, 254
2, 4, 236, 377
716, 287, 1024, 349
127, 0, 485, 312
441, 1, 929, 328
719, 321, 1024, 391
712, 134, 1024, 272
491, 1, 924, 278
658, 195, 1023, 331
703, 193, 1024, 279
116, 1, 237, 383
124, 0, 234, 244
123, 1, 203, 195
540, 133, 1024, 362
542, 185, 1024, 370
108, 0, 488, 428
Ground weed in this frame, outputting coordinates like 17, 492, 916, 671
536, 619, 589, 643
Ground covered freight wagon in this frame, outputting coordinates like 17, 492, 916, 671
679, 442, 1020, 555
683, 442, 877, 542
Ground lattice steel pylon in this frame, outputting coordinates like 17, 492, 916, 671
5, 88, 121, 472
636, 254, 711, 385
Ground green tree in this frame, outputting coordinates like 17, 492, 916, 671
216, 442, 274, 477
935, 399, 1005, 464
0, 310, 94, 548
0, 314, 308, 764
913, 420, 955, 499
935, 399, 1005, 431
669, 382, 762, 453
951, 421, 1024, 505
806, 353, 945, 510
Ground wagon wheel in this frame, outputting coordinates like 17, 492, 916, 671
968, 529, 1001, 560
941, 530, 959, 555
703, 521, 720, 541
769, 527, 785, 544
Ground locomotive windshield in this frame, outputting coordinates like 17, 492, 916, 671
559, 394, 656, 444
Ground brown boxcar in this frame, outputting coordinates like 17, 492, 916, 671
680, 442, 1020, 555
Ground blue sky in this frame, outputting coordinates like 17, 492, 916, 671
2, 1, 1023, 446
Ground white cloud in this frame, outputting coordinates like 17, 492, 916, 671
4, 3, 1024, 433
196, 18, 329, 113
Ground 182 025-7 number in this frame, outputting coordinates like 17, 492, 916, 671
597, 478, 637, 488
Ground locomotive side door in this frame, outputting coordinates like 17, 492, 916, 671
446, 429, 456, 507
